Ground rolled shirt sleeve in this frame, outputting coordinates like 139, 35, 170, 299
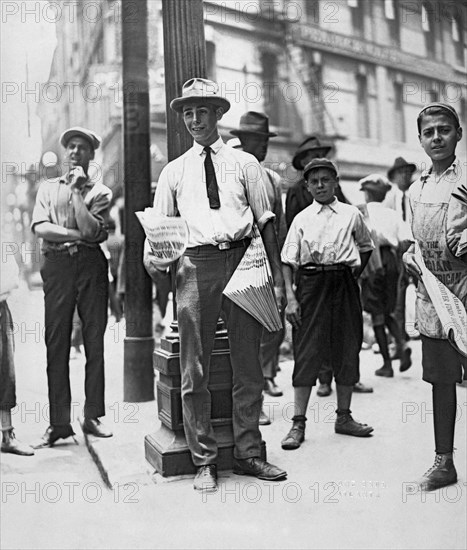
31, 182, 52, 232
353, 210, 375, 253
281, 218, 301, 270
243, 159, 275, 230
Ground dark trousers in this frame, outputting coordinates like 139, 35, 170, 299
292, 269, 362, 387
176, 244, 264, 467
40, 247, 108, 425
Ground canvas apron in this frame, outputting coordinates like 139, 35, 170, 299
412, 194, 467, 338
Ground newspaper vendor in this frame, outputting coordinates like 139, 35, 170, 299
144, 78, 287, 493
403, 102, 466, 492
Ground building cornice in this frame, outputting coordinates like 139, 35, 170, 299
288, 23, 467, 85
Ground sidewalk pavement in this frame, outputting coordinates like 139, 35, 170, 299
4, 284, 467, 549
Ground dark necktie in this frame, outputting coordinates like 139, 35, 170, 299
402, 192, 406, 221
204, 146, 220, 209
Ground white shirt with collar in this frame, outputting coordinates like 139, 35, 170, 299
366, 202, 413, 249
281, 197, 374, 270
408, 159, 467, 258
153, 137, 274, 247
408, 159, 461, 205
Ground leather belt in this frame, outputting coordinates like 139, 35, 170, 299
186, 238, 251, 253
44, 244, 96, 257
299, 264, 349, 274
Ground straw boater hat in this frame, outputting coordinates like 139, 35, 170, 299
387, 157, 416, 180
292, 136, 332, 170
60, 127, 101, 150
230, 112, 277, 137
170, 78, 231, 113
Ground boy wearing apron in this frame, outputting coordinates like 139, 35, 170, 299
404, 103, 466, 491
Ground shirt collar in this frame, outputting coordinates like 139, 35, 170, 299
420, 158, 459, 184
193, 136, 224, 156
310, 197, 339, 214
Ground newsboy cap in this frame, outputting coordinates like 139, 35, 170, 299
417, 102, 460, 127
230, 112, 277, 137
170, 78, 230, 113
303, 157, 339, 180
60, 127, 101, 150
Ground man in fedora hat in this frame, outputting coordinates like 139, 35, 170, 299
31, 126, 113, 448
384, 156, 417, 344
144, 79, 287, 492
230, 112, 287, 416
285, 137, 373, 396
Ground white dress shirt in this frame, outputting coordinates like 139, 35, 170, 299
281, 198, 374, 270
153, 137, 274, 247
366, 202, 413, 249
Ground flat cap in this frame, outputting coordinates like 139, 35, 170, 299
60, 127, 101, 150
303, 157, 339, 179
359, 173, 392, 195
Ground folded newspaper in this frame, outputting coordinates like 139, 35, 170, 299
414, 242, 467, 357
223, 225, 282, 333
135, 208, 189, 269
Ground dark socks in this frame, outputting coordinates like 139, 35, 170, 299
432, 383, 457, 454
373, 325, 390, 362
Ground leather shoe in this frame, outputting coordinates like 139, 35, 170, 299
193, 464, 218, 492
317, 383, 332, 397
417, 454, 457, 492
233, 457, 287, 481
1, 430, 34, 456
259, 408, 271, 425
399, 347, 412, 372
353, 382, 374, 393
33, 425, 78, 449
335, 411, 373, 437
375, 365, 394, 377
281, 415, 306, 450
264, 378, 283, 397
82, 418, 113, 438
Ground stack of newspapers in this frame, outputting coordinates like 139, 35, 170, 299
135, 208, 189, 269
223, 225, 282, 333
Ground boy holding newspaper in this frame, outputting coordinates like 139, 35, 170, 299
404, 102, 466, 492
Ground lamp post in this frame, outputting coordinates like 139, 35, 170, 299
122, 0, 154, 402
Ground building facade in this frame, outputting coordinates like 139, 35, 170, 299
37, 0, 466, 202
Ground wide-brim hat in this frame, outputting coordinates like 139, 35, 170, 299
230, 111, 277, 137
303, 157, 338, 180
60, 127, 101, 150
170, 78, 230, 113
359, 173, 392, 195
226, 137, 242, 149
292, 136, 332, 170
387, 156, 416, 179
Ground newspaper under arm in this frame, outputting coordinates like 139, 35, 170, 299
413, 242, 467, 357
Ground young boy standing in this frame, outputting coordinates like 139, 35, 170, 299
280, 158, 374, 450
404, 103, 466, 491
